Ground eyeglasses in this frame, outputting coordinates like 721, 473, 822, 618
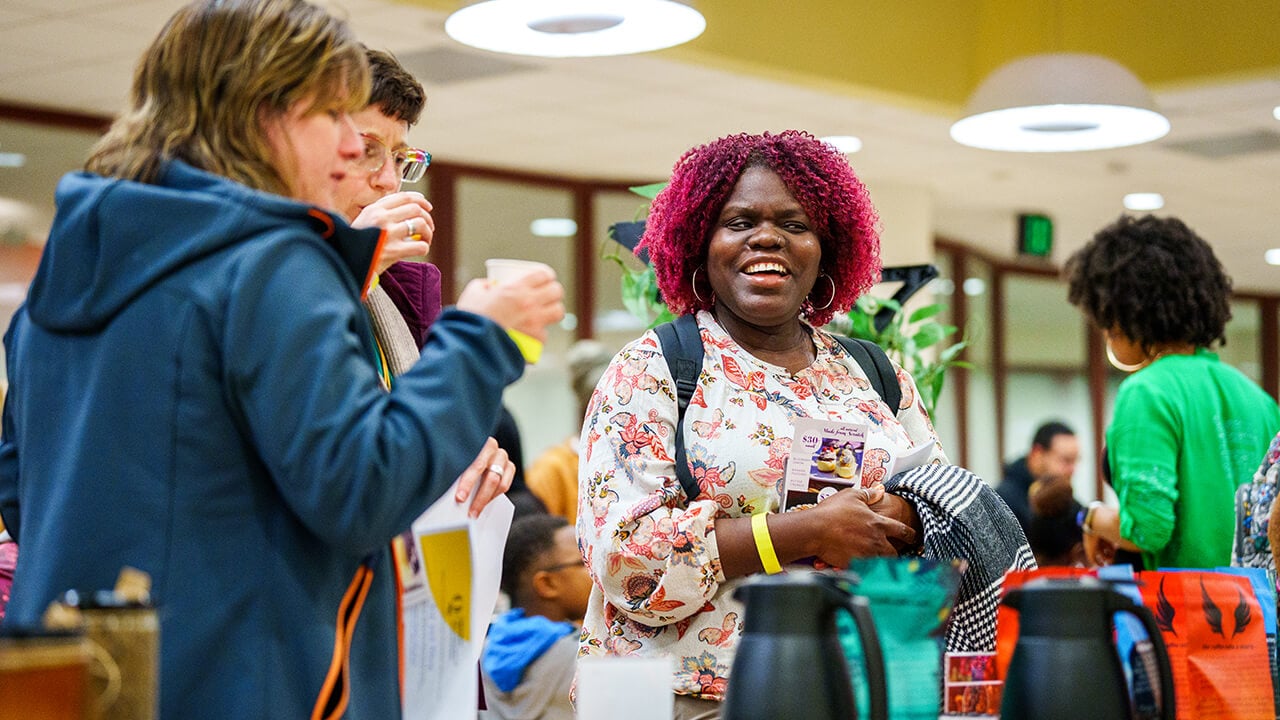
356, 133, 431, 184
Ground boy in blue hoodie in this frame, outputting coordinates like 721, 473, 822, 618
482, 514, 591, 719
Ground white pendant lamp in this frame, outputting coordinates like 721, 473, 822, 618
445, 0, 706, 58
950, 53, 1170, 152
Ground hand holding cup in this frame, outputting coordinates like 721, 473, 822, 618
457, 258, 565, 348
350, 191, 434, 274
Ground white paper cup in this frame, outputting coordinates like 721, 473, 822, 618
576, 656, 674, 720
485, 258, 553, 284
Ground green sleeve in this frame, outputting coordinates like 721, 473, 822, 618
1106, 380, 1179, 554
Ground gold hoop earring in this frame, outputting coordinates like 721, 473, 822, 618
692, 267, 708, 305
1106, 344, 1146, 373
810, 274, 836, 311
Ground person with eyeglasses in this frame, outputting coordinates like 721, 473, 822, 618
332, 47, 542, 500
0, 2, 563, 718
352, 131, 433, 282
481, 513, 590, 720
332, 48, 552, 716
333, 48, 543, 505
338, 48, 440, 349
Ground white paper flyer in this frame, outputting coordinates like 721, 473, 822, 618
397, 483, 514, 720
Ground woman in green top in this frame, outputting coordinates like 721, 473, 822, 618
1066, 214, 1280, 569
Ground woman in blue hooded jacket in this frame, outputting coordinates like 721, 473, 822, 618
0, 1, 564, 718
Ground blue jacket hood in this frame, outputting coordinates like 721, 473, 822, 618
27, 160, 379, 332
482, 608, 578, 693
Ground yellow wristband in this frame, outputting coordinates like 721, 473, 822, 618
506, 329, 544, 364
751, 512, 783, 575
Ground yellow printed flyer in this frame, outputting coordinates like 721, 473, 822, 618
419, 528, 471, 641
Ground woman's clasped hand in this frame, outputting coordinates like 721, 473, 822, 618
802, 483, 919, 564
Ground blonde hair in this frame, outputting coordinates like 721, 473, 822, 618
86, 0, 370, 196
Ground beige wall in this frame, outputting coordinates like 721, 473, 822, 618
867, 181, 935, 268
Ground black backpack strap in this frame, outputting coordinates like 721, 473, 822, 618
834, 336, 902, 414
654, 314, 703, 504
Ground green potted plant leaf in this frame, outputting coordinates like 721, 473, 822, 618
826, 295, 970, 416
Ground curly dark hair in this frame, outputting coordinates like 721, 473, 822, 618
365, 47, 425, 126
1065, 214, 1232, 355
500, 513, 567, 601
638, 130, 881, 327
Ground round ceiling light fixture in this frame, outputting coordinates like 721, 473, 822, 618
445, 0, 706, 58
950, 53, 1170, 152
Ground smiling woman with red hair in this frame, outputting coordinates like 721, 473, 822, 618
644, 130, 881, 327
574, 131, 1025, 719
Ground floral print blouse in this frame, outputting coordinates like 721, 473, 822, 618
576, 311, 947, 701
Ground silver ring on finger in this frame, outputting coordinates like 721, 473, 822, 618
486, 463, 505, 477
405, 218, 418, 238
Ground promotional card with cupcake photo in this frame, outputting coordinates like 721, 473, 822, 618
781, 417, 934, 511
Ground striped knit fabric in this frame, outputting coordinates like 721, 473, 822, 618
884, 463, 1036, 652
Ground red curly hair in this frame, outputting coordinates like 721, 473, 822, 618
638, 130, 881, 327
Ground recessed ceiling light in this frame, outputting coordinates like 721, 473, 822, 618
445, 0, 705, 58
0, 152, 26, 168
1273, 106, 1280, 121
530, 218, 578, 237
1123, 192, 1164, 211
1266, 249, 1280, 266
820, 135, 862, 154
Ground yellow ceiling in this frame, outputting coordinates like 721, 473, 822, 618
409, 0, 1280, 113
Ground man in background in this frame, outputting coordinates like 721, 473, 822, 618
997, 421, 1087, 565
996, 421, 1080, 531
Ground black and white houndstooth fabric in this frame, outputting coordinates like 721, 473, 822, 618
884, 463, 1036, 652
